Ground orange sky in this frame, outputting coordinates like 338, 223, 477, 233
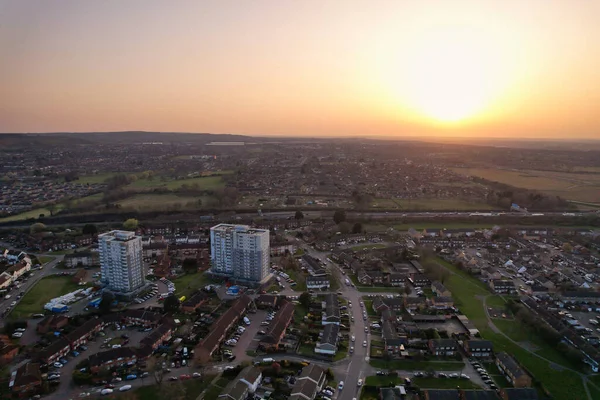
1, 0, 599, 139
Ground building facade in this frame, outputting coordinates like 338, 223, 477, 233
210, 224, 270, 283
99, 230, 145, 295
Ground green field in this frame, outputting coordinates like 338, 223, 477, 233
10, 276, 82, 319
116, 194, 211, 210
0, 192, 103, 222
392, 198, 496, 211
37, 256, 55, 264
369, 359, 465, 371
127, 175, 224, 191
393, 223, 494, 231
437, 257, 588, 400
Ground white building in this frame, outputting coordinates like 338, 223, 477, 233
99, 230, 145, 295
210, 224, 270, 283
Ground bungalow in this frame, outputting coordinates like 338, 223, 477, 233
380, 387, 406, 400
463, 340, 494, 358
496, 352, 532, 387
9, 363, 42, 397
489, 280, 516, 295
428, 339, 458, 357
290, 364, 326, 400
315, 324, 339, 355
431, 281, 451, 297
306, 276, 330, 290
261, 301, 294, 348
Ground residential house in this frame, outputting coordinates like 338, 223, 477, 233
321, 293, 340, 325
143, 242, 168, 258
181, 292, 208, 313
381, 316, 408, 355
409, 273, 430, 287
561, 291, 600, 303
290, 364, 326, 400
372, 297, 390, 313
428, 339, 458, 357
256, 294, 279, 309
88, 347, 138, 373
380, 386, 406, 400
431, 296, 454, 310
306, 276, 330, 290
462, 390, 500, 400
431, 281, 452, 297
237, 366, 263, 393
6, 260, 30, 280
37, 315, 69, 334
139, 323, 173, 351
37, 338, 71, 364
463, 340, 494, 358
194, 295, 252, 364
72, 268, 87, 284
496, 352, 532, 388
64, 317, 104, 349
0, 335, 19, 365
261, 301, 294, 349
0, 273, 12, 289
315, 323, 339, 355
219, 380, 249, 400
9, 363, 42, 397
404, 296, 427, 312
388, 273, 406, 287
63, 252, 99, 268
489, 280, 516, 295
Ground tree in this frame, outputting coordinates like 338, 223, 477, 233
562, 242, 573, 253
299, 292, 311, 309
333, 210, 347, 224
47, 203, 59, 216
295, 210, 304, 220
30, 222, 47, 235
182, 258, 198, 274
352, 222, 363, 234
98, 292, 115, 314
338, 221, 352, 234
123, 218, 139, 231
404, 285, 412, 295
82, 224, 98, 237
163, 294, 180, 314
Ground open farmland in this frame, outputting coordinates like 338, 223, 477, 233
452, 167, 600, 203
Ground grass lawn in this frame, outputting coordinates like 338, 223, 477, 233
369, 359, 465, 371
589, 384, 600, 400
485, 295, 508, 308
202, 377, 229, 400
363, 300, 377, 316
436, 257, 588, 400
357, 286, 404, 293
286, 269, 306, 291
0, 207, 51, 222
413, 377, 481, 389
297, 343, 315, 356
38, 256, 54, 264
133, 375, 215, 400
172, 272, 213, 298
10, 276, 81, 319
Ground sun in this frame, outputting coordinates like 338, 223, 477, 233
399, 28, 501, 124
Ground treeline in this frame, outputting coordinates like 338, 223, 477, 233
506, 300, 584, 367
474, 177, 570, 211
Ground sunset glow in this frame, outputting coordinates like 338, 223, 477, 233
1, 1, 599, 138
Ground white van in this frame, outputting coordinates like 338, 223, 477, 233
262, 358, 275, 363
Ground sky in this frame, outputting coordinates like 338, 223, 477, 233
1, 0, 599, 139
